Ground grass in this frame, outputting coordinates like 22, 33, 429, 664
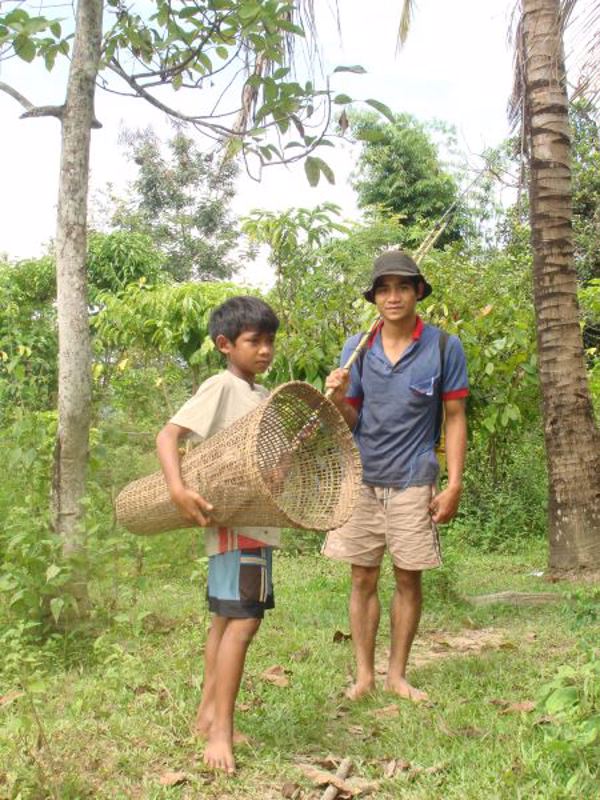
1, 535, 600, 799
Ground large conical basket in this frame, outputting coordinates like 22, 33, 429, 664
116, 381, 362, 535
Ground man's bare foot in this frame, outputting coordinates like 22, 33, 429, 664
193, 720, 249, 745
385, 676, 428, 703
204, 734, 235, 774
345, 680, 375, 700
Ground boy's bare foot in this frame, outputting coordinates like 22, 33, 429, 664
384, 676, 428, 703
204, 734, 235, 774
345, 680, 375, 700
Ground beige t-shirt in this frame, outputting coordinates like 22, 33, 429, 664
169, 369, 281, 556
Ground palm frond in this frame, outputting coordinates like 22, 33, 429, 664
396, 0, 417, 51
565, 0, 600, 108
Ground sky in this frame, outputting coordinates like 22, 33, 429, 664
0, 1, 518, 285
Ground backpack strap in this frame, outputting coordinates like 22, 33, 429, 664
435, 330, 449, 445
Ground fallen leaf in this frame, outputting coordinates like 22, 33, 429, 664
0, 690, 24, 707
501, 700, 535, 714
261, 665, 290, 688
314, 754, 340, 770
373, 704, 400, 719
480, 304, 493, 316
159, 771, 187, 786
282, 781, 301, 798
383, 759, 411, 778
333, 630, 352, 643
489, 698, 509, 708
348, 724, 364, 736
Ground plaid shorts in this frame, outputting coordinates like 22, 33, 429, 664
207, 547, 275, 619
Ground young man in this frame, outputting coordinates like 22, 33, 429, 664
156, 296, 280, 774
324, 250, 468, 702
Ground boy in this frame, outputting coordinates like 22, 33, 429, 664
156, 295, 280, 774
324, 250, 468, 703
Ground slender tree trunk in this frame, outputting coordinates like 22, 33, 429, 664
52, 0, 103, 609
522, 0, 600, 569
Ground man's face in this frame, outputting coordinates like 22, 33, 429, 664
374, 274, 421, 321
217, 328, 276, 378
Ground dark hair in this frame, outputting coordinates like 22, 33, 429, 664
208, 295, 279, 344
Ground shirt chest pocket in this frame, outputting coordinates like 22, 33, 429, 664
409, 373, 440, 403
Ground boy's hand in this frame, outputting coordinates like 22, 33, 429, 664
325, 367, 350, 406
170, 486, 214, 526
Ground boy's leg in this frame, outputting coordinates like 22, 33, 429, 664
204, 616, 261, 773
322, 485, 386, 700
385, 567, 428, 702
194, 614, 228, 736
347, 564, 381, 699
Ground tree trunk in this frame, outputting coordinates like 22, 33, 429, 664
52, 0, 103, 610
522, 0, 600, 569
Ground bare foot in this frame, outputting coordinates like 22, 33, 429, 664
204, 734, 235, 774
384, 676, 428, 703
345, 680, 375, 700
193, 720, 250, 745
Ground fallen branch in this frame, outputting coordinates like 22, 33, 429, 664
321, 757, 352, 800
468, 591, 561, 607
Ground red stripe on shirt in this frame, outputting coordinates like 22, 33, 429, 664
344, 396, 363, 409
442, 388, 469, 400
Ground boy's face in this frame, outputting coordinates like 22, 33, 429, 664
374, 274, 421, 322
216, 328, 276, 380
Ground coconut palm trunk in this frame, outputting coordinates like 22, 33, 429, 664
52, 0, 103, 611
521, 0, 600, 569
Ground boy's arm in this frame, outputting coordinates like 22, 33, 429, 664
429, 397, 467, 524
156, 422, 214, 526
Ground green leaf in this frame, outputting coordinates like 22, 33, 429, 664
333, 64, 367, 74
46, 564, 61, 582
215, 45, 228, 60
14, 34, 36, 62
355, 128, 386, 143
544, 686, 579, 715
334, 93, 352, 105
49, 21, 62, 38
365, 98, 395, 123
50, 597, 64, 625
304, 156, 321, 187
314, 157, 335, 185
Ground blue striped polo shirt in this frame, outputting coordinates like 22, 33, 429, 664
341, 317, 469, 488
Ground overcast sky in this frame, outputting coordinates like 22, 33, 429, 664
0, 1, 519, 282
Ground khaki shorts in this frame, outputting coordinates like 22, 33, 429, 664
323, 484, 441, 571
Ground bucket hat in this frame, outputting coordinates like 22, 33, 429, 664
363, 250, 433, 304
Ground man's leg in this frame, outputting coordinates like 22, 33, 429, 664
194, 614, 228, 736
385, 567, 428, 702
204, 616, 261, 773
347, 564, 381, 700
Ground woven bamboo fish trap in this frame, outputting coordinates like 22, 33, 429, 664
116, 381, 362, 535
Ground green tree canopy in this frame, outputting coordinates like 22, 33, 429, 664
109, 131, 240, 282
350, 112, 464, 248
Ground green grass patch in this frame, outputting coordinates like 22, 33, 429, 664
1, 541, 600, 799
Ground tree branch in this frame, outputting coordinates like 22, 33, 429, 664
0, 79, 102, 127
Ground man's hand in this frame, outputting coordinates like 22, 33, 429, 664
325, 367, 350, 406
170, 486, 213, 526
429, 484, 462, 525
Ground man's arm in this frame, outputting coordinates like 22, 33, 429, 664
325, 367, 359, 430
156, 422, 213, 526
429, 397, 467, 524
